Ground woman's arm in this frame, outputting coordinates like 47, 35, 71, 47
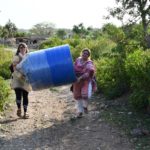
12, 56, 20, 71
80, 61, 95, 80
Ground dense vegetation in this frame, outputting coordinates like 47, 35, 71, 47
0, 0, 150, 114
37, 22, 150, 112
0, 2, 150, 149
0, 21, 150, 113
0, 46, 13, 111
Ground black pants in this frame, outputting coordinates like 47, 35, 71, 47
14, 88, 29, 113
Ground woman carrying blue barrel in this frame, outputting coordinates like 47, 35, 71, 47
10, 43, 32, 119
72, 48, 97, 118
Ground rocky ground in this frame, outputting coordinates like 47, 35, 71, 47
0, 85, 134, 150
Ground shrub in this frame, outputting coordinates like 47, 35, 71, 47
0, 61, 12, 79
129, 90, 149, 110
0, 47, 13, 79
0, 76, 10, 111
64, 38, 80, 48
95, 55, 129, 99
102, 23, 125, 43
39, 37, 64, 49
125, 50, 150, 90
69, 37, 116, 61
125, 49, 150, 110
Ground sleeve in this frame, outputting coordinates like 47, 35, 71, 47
74, 58, 80, 71
12, 56, 20, 66
81, 61, 95, 79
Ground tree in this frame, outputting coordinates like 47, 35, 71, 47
0, 25, 3, 37
3, 19, 17, 38
72, 23, 88, 38
1, 28, 9, 39
56, 29, 67, 39
30, 22, 55, 37
102, 23, 125, 43
15, 31, 28, 37
106, 0, 150, 46
123, 23, 143, 41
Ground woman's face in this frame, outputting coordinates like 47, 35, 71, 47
19, 45, 27, 55
82, 50, 89, 61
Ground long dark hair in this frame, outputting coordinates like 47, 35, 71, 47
15, 43, 28, 55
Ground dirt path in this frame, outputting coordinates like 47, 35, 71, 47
0, 85, 134, 150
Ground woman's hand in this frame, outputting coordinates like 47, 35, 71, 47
77, 76, 82, 82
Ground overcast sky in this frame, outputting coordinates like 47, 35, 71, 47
0, 0, 121, 29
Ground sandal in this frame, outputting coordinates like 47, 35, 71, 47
83, 107, 88, 114
76, 112, 83, 118
17, 109, 21, 117
23, 112, 29, 119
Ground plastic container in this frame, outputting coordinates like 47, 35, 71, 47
19, 44, 76, 90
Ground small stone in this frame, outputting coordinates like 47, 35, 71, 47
0, 134, 6, 138
0, 115, 3, 119
85, 126, 90, 130
128, 112, 132, 115
98, 119, 102, 122
130, 128, 142, 137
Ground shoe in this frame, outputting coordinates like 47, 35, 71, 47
76, 112, 83, 118
23, 112, 29, 119
83, 107, 88, 114
17, 109, 21, 117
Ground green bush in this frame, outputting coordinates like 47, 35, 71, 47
123, 23, 144, 45
64, 38, 80, 48
39, 37, 64, 49
129, 90, 149, 110
112, 40, 141, 55
0, 76, 10, 111
0, 47, 13, 79
125, 49, 150, 110
0, 61, 12, 79
69, 37, 116, 61
39, 37, 116, 62
64, 38, 81, 61
102, 23, 125, 43
95, 55, 129, 99
125, 50, 150, 90
0, 48, 13, 63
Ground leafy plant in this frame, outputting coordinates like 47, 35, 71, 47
95, 55, 129, 99
125, 49, 150, 110
0, 76, 10, 111
0, 47, 13, 79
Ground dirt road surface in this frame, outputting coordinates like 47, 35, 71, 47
0, 85, 134, 150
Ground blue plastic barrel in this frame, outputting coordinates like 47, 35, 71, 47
20, 44, 76, 90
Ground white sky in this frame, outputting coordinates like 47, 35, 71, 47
0, 0, 121, 29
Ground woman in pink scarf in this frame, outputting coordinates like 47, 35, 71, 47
73, 48, 97, 118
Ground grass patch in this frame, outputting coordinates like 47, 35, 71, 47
96, 94, 150, 150
0, 79, 15, 114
